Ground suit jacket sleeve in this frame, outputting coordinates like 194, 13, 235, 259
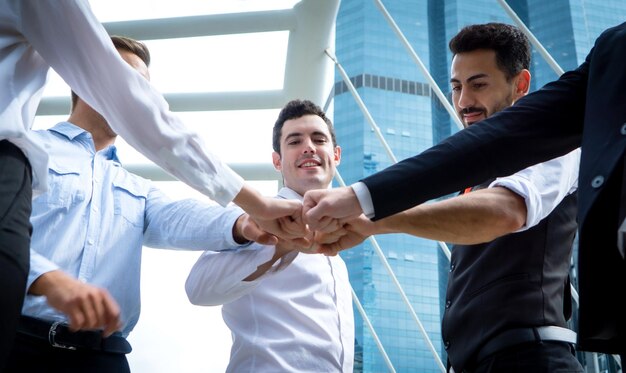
361, 53, 590, 220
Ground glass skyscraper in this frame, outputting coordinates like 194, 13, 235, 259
333, 1, 626, 372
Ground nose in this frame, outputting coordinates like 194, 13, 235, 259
302, 138, 316, 153
456, 87, 474, 111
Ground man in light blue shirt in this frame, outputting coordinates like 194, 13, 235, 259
5, 36, 255, 373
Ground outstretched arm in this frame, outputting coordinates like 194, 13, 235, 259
316, 187, 526, 255
375, 187, 526, 243
143, 185, 309, 249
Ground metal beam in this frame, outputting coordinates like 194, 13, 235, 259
282, 0, 339, 106
36, 90, 289, 116
36, 0, 341, 115
103, 10, 296, 40
124, 162, 281, 183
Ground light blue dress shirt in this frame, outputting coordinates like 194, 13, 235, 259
24, 122, 244, 337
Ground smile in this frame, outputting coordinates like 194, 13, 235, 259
299, 161, 321, 168
297, 157, 322, 168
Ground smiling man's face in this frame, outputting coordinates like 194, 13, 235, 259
272, 114, 341, 196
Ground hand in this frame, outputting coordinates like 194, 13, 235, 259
234, 212, 310, 247
29, 270, 121, 337
275, 235, 308, 256
251, 198, 311, 247
233, 185, 310, 246
303, 186, 363, 232
234, 213, 276, 246
315, 214, 374, 255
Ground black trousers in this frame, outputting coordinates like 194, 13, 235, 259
5, 333, 130, 373
467, 341, 584, 373
0, 140, 32, 371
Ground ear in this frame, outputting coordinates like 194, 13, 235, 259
334, 146, 342, 166
514, 69, 531, 99
272, 152, 282, 172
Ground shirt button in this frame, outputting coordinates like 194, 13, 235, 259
93, 206, 99, 213
449, 263, 455, 272
444, 341, 450, 350
88, 239, 94, 245
591, 176, 604, 188
445, 300, 451, 309
620, 123, 626, 135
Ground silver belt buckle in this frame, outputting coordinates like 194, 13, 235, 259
48, 321, 76, 350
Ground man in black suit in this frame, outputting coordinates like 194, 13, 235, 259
304, 21, 626, 360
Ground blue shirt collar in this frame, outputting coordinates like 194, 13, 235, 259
49, 121, 87, 140
49, 122, 120, 162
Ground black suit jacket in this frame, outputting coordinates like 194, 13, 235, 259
361, 22, 626, 354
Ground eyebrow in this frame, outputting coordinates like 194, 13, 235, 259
283, 130, 329, 142
450, 73, 489, 84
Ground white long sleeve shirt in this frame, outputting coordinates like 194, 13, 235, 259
0, 0, 242, 203
186, 188, 354, 373
489, 148, 580, 231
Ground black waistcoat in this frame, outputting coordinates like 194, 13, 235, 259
442, 182, 578, 372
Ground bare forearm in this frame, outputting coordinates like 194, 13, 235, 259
377, 187, 526, 244
29, 269, 67, 296
232, 184, 265, 217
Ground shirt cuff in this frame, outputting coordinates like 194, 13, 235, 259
351, 182, 375, 219
221, 205, 252, 248
212, 165, 246, 207
28, 253, 61, 291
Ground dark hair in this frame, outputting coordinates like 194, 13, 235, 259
70, 35, 151, 111
449, 23, 530, 80
272, 99, 336, 154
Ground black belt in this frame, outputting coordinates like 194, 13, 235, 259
474, 326, 576, 364
17, 315, 132, 354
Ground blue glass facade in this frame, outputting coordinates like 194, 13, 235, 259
333, 1, 626, 372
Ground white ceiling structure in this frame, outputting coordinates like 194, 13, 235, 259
36, 0, 340, 182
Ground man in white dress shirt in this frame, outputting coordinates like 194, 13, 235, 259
185, 99, 354, 372
0, 1, 305, 365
